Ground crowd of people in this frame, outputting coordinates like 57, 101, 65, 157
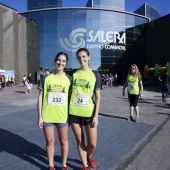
0, 75, 15, 91
101, 73, 118, 88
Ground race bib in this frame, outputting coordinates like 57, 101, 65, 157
128, 84, 136, 90
74, 94, 89, 106
48, 92, 66, 105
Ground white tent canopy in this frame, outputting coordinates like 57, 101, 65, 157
0, 69, 5, 73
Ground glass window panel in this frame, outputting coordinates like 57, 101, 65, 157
72, 10, 87, 19
87, 10, 100, 18
30, 12, 45, 20
44, 20, 58, 29
100, 11, 114, 20
58, 10, 72, 18
44, 29, 58, 37
44, 10, 58, 19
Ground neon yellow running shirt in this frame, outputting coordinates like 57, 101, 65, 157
69, 69, 101, 117
127, 75, 139, 95
42, 73, 71, 123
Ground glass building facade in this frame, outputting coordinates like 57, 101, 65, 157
134, 3, 161, 20
21, 0, 150, 82
27, 0, 62, 10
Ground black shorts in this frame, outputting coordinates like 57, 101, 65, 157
68, 114, 94, 125
128, 93, 139, 107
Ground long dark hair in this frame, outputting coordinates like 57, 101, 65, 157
54, 52, 68, 63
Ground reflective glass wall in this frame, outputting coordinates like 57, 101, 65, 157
146, 4, 161, 20
22, 9, 148, 76
93, 0, 125, 11
134, 3, 161, 20
27, 0, 62, 10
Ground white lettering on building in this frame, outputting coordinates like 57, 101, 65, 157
60, 28, 126, 52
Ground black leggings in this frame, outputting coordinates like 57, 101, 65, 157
128, 93, 139, 107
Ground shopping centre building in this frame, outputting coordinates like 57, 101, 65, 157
0, 0, 169, 84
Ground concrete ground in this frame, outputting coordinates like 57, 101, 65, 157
0, 85, 169, 170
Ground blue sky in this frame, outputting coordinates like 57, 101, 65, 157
0, 0, 169, 16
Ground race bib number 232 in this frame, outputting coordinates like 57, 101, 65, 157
48, 92, 66, 105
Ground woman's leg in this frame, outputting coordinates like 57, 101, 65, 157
85, 125, 97, 169
128, 94, 134, 117
43, 126, 55, 166
134, 106, 139, 117
25, 86, 28, 94
133, 95, 139, 118
130, 106, 134, 117
57, 125, 69, 167
84, 124, 97, 158
70, 123, 88, 167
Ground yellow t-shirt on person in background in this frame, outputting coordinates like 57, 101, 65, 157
127, 75, 140, 95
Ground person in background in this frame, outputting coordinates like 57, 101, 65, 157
1, 75, 5, 90
38, 69, 51, 91
101, 73, 106, 88
37, 52, 72, 170
69, 48, 101, 170
105, 74, 109, 88
23, 75, 27, 87
27, 73, 33, 89
122, 64, 143, 122
108, 73, 113, 87
24, 77, 31, 94
159, 69, 170, 102
114, 73, 118, 86
0, 75, 2, 91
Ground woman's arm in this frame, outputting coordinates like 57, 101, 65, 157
92, 89, 100, 127
139, 80, 143, 98
37, 90, 43, 128
122, 81, 127, 97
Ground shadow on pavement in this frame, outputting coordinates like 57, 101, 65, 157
99, 113, 127, 120
157, 112, 170, 116
14, 91, 25, 94
0, 128, 82, 170
143, 87, 161, 92
0, 128, 47, 169
155, 104, 170, 108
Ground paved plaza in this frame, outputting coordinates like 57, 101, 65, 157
0, 85, 169, 170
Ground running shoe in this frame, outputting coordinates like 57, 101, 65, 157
87, 157, 97, 170
135, 117, 140, 123
81, 166, 90, 170
162, 98, 167, 102
48, 166, 56, 170
127, 116, 134, 121
61, 166, 68, 170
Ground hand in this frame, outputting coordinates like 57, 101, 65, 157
139, 92, 143, 99
38, 117, 43, 128
91, 117, 98, 127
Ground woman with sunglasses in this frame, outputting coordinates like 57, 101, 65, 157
122, 64, 143, 122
